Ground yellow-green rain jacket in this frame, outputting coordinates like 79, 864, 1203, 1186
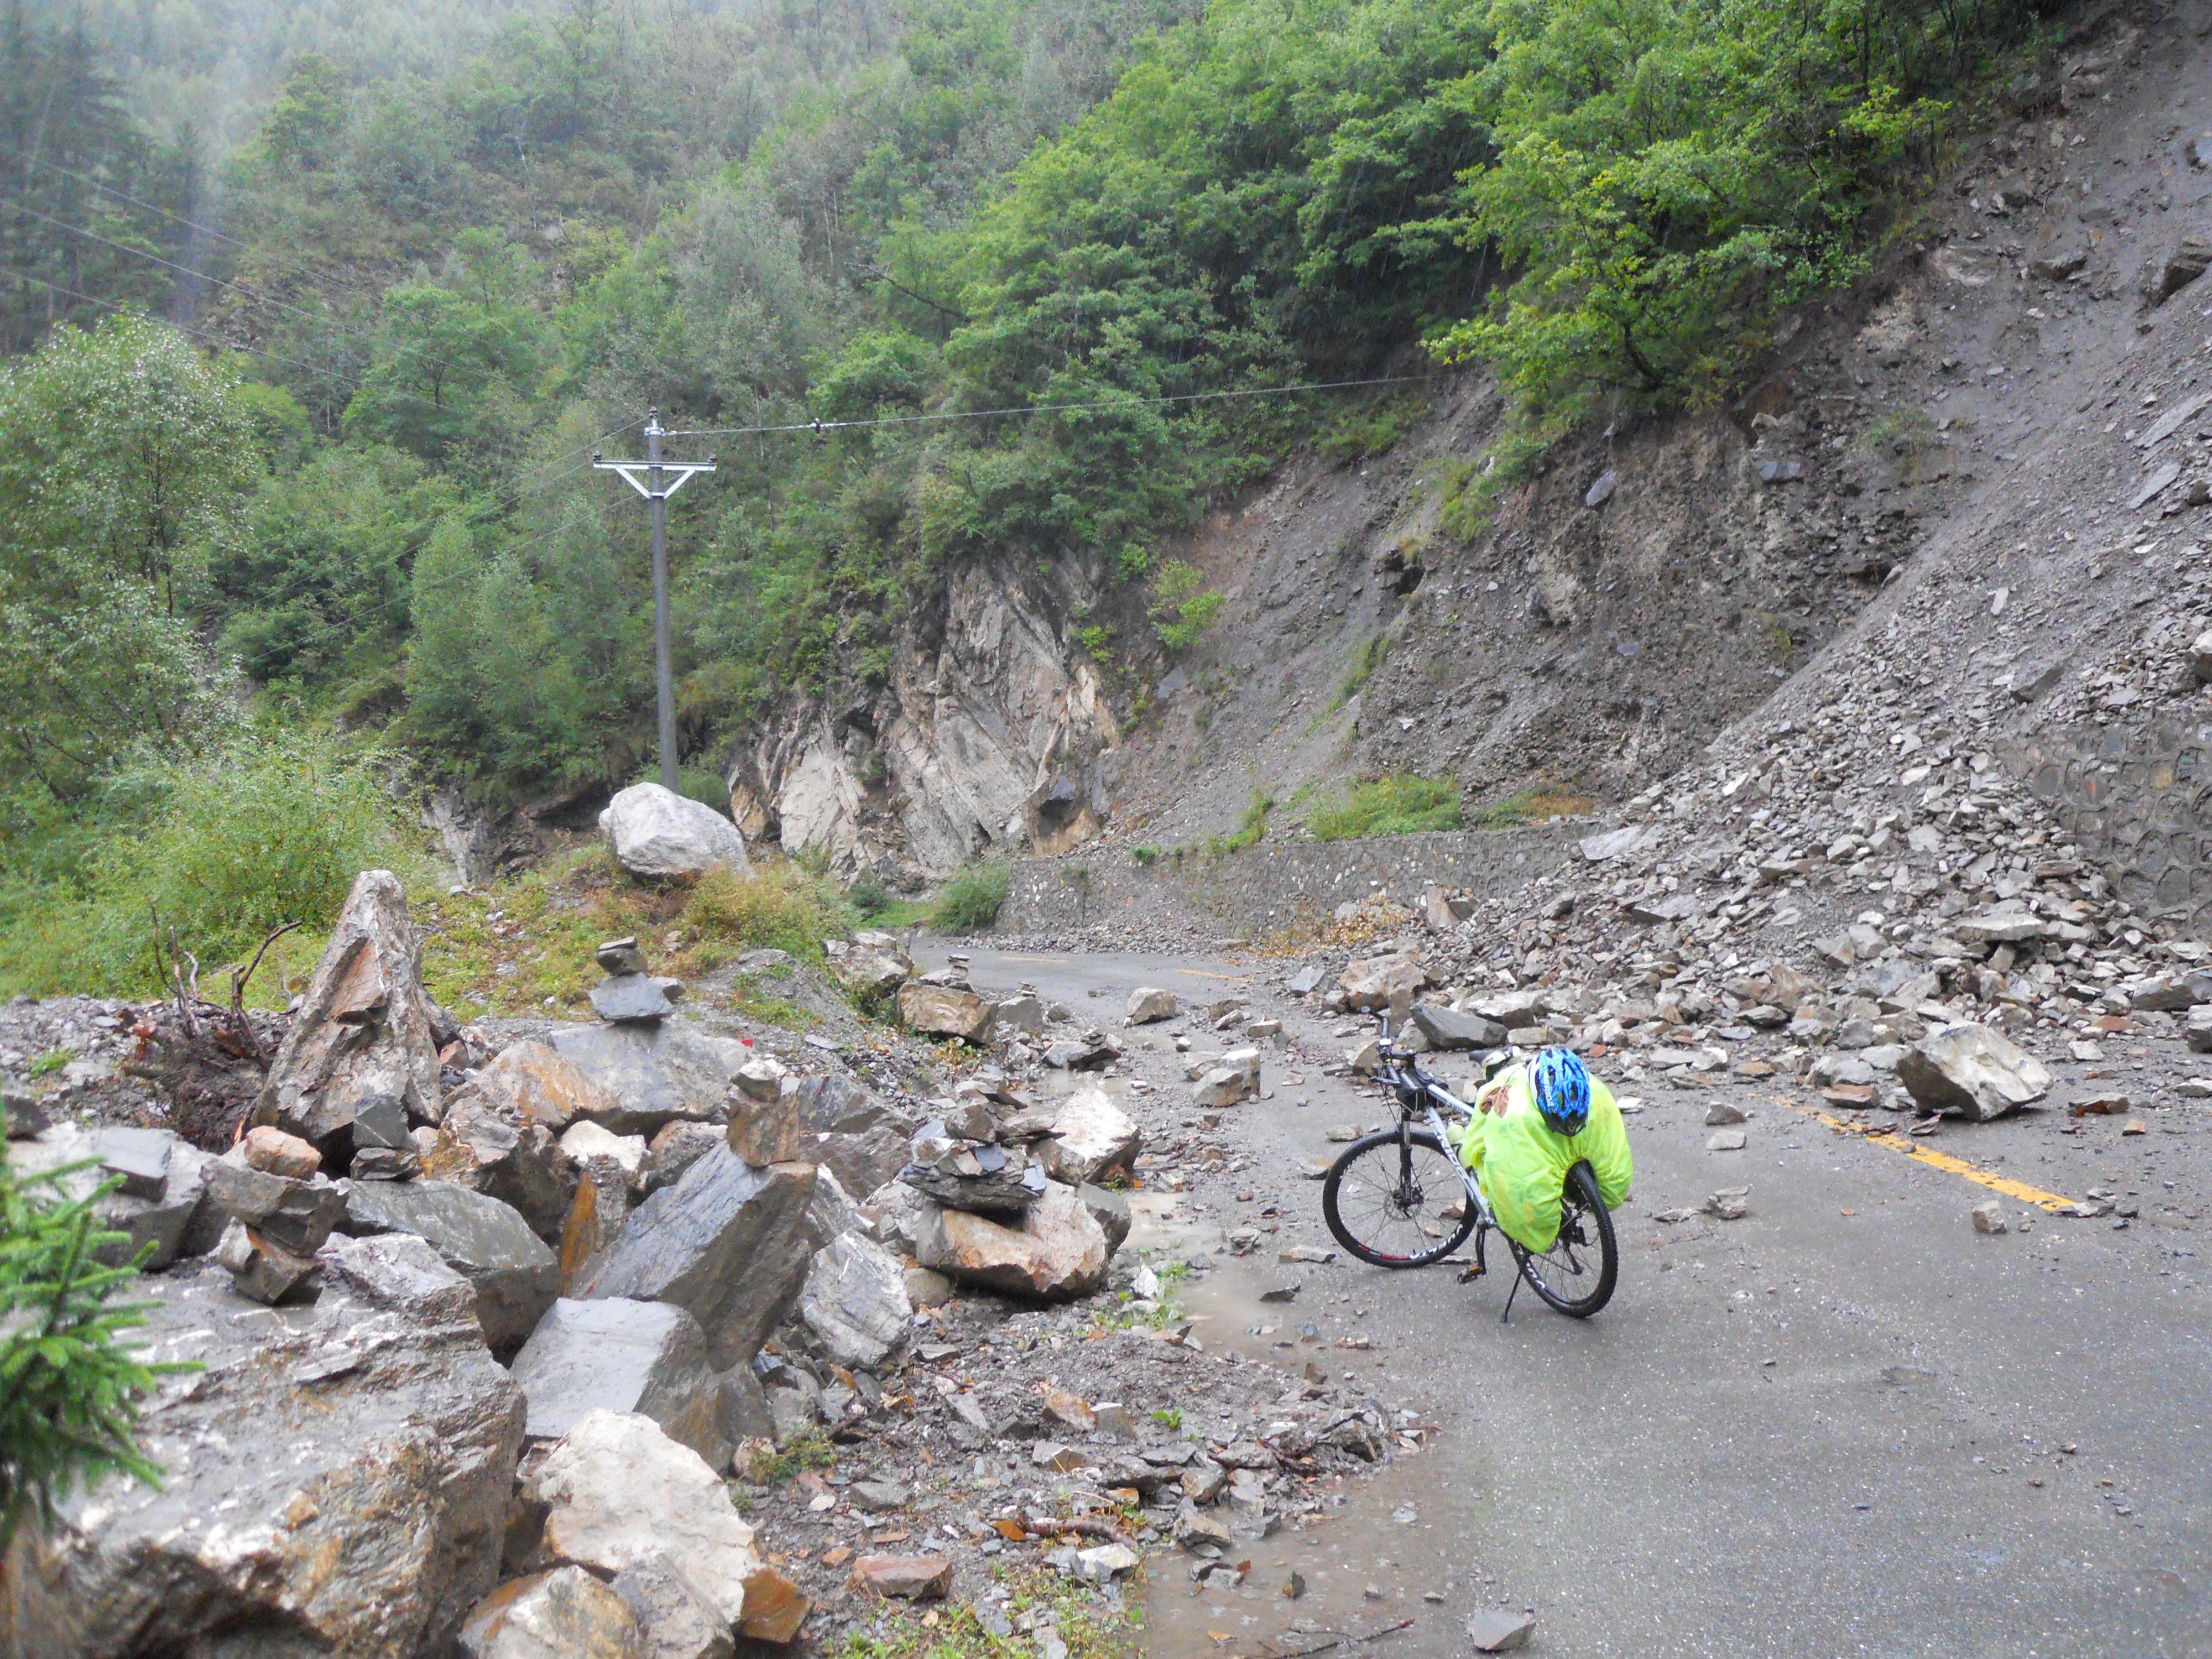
1451, 1063, 1634, 1252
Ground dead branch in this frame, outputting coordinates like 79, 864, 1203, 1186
226, 920, 300, 1070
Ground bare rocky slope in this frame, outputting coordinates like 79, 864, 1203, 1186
712, 0, 2212, 891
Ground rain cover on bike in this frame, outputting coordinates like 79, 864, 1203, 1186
1453, 1063, 1634, 1253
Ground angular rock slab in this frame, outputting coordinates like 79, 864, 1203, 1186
1410, 1002, 1507, 1051
526, 1408, 759, 1626
1897, 1024, 2053, 1121
577, 1146, 821, 1370
1338, 954, 1430, 1011
345, 1177, 560, 1352
252, 869, 443, 1155
204, 1148, 349, 1255
914, 1180, 1109, 1302
460, 1566, 644, 1658
613, 1556, 737, 1659
546, 1021, 752, 1138
1125, 986, 1179, 1024
797, 1230, 913, 1371
466, 1039, 625, 1132
510, 1297, 726, 1468
600, 782, 751, 879
1048, 1087, 1141, 1184
4, 1259, 523, 1658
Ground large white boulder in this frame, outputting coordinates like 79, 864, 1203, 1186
526, 1409, 760, 1626
1896, 1023, 2053, 1121
600, 784, 750, 880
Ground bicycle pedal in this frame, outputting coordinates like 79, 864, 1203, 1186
1456, 1265, 1485, 1284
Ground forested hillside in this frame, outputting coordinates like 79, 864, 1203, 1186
1, 0, 2056, 989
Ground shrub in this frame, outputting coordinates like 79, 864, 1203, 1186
1149, 560, 1227, 653
931, 862, 1010, 933
0, 733, 413, 996
684, 861, 854, 963
0, 1141, 185, 1548
1306, 774, 1464, 841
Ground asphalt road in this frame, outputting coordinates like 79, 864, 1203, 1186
925, 943, 2212, 1658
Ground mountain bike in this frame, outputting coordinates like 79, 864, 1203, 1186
1318, 1013, 1618, 1318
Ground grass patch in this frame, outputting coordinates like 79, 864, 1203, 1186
1306, 774, 1464, 841
931, 862, 1010, 933
752, 1432, 839, 1487
1477, 786, 1595, 827
724, 972, 815, 1031
0, 733, 414, 999
26, 1048, 71, 1079
1316, 388, 1428, 464
838, 1562, 1141, 1659
685, 862, 854, 965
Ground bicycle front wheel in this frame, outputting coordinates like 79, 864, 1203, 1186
1321, 1128, 1479, 1268
1507, 1161, 1618, 1317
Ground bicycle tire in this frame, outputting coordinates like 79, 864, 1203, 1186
1506, 1161, 1618, 1317
1322, 1128, 1479, 1268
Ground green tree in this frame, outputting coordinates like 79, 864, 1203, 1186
0, 315, 257, 800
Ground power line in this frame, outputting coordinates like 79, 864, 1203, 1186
665, 372, 1441, 438
2, 269, 329, 378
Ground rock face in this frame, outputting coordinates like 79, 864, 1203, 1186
914, 1179, 1109, 1301
509, 1297, 726, 1468
577, 1146, 822, 1371
896, 982, 997, 1042
465, 1040, 624, 1133
5, 1259, 524, 1658
727, 1086, 807, 1166
796, 1076, 914, 1199
344, 1178, 561, 1352
796, 1230, 913, 1370
547, 1022, 751, 1138
600, 782, 751, 879
1047, 1088, 1142, 1183
251, 869, 443, 1157
460, 1566, 644, 1658
1896, 1024, 2054, 1121
525, 1410, 760, 1627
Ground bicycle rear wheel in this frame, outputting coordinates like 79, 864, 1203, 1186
1322, 1128, 1479, 1268
1506, 1161, 1618, 1317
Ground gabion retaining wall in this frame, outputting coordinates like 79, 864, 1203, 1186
2008, 718, 2212, 936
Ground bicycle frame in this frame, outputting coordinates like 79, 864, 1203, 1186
1371, 1010, 1501, 1239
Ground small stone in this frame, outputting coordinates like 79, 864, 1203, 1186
1707, 1129, 1747, 1152
215, 1219, 319, 1304
1075, 1543, 1138, 1582
1971, 1202, 2008, 1235
596, 937, 649, 975
95, 1127, 173, 1200
1258, 1283, 1300, 1303
241, 1125, 320, 1178
1466, 1609, 1537, 1652
850, 1554, 951, 1600
737, 1566, 811, 1644
1125, 987, 1180, 1024
1705, 1102, 1747, 1127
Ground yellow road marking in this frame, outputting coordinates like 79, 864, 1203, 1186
1173, 967, 1250, 980
995, 955, 1067, 964
1777, 1096, 2078, 1212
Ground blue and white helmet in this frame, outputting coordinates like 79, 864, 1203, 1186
1530, 1047, 1590, 1135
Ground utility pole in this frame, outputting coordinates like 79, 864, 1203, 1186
593, 409, 716, 791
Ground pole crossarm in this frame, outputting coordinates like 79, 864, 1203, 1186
591, 459, 716, 500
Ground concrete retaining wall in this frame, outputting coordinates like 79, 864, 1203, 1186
2007, 718, 2212, 936
999, 821, 1589, 937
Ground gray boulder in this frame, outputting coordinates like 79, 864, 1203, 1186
321, 1230, 480, 1326
1077, 1181, 1131, 1252
1410, 1003, 1507, 1051
345, 1178, 560, 1353
8, 1127, 216, 1271
421, 1093, 580, 1243
1125, 987, 1179, 1024
914, 1179, 1109, 1302
546, 1021, 752, 1138
214, 1217, 321, 1305
797, 1230, 912, 1371
1896, 1024, 2053, 1121
4, 1259, 523, 1658
643, 1120, 724, 1194
510, 1297, 726, 1469
600, 782, 750, 879
1046, 1088, 1142, 1184
251, 869, 443, 1156
896, 982, 997, 1042
204, 1148, 348, 1256
576, 1146, 821, 1371
589, 973, 677, 1024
